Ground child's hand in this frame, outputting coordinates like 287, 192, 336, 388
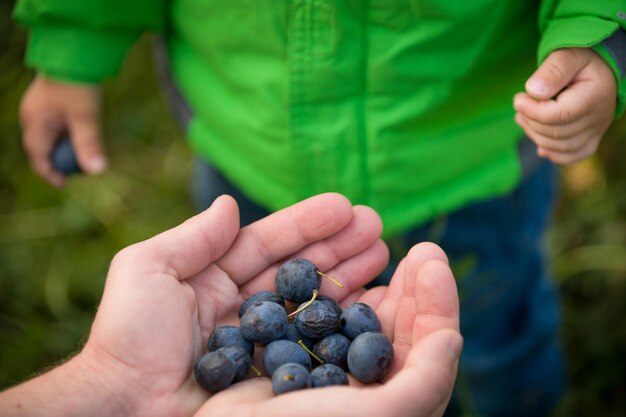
20, 75, 105, 187
513, 47, 616, 165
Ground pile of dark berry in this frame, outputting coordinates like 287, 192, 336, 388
194, 258, 394, 395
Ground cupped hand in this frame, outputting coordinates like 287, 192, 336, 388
20, 75, 105, 186
76, 193, 389, 417
194, 243, 461, 417
514, 47, 616, 165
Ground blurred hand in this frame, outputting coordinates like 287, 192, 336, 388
514, 47, 616, 165
194, 243, 461, 417
20, 75, 105, 186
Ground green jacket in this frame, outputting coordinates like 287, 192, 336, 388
14, 0, 626, 236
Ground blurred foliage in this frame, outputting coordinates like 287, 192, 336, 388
1, 2, 625, 416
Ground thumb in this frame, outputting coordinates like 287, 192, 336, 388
64, 84, 107, 174
525, 48, 590, 100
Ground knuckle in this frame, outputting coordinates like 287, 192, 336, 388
544, 61, 567, 84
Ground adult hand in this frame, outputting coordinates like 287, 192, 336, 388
20, 75, 105, 187
514, 47, 616, 165
0, 193, 389, 417
194, 243, 461, 417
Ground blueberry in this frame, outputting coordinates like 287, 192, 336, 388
218, 346, 252, 382
263, 339, 312, 376
294, 300, 340, 339
275, 258, 321, 302
279, 323, 316, 351
340, 302, 382, 340
194, 350, 236, 393
51, 137, 81, 175
311, 364, 349, 388
315, 294, 343, 317
313, 333, 351, 370
240, 301, 288, 344
271, 363, 311, 395
207, 325, 254, 357
238, 291, 286, 319
347, 332, 394, 384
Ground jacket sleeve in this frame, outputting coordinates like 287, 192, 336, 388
538, 0, 626, 117
13, 0, 167, 83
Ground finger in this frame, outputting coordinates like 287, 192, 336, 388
371, 257, 408, 341
216, 193, 354, 283
112, 195, 240, 279
412, 258, 460, 339
385, 243, 451, 374
21, 116, 66, 187
239, 238, 388, 302
513, 92, 587, 126
67, 113, 107, 174
223, 197, 383, 287
515, 113, 589, 152
381, 329, 462, 417
525, 48, 590, 100
536, 138, 600, 165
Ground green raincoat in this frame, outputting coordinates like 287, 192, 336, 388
14, 0, 626, 235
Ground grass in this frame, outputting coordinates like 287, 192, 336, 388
1, 4, 625, 416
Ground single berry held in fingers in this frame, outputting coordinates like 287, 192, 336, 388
272, 363, 312, 395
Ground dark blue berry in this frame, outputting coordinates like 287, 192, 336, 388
347, 332, 394, 384
240, 301, 288, 344
238, 291, 286, 318
311, 364, 349, 388
263, 339, 312, 376
340, 302, 382, 340
294, 300, 340, 339
218, 346, 251, 382
275, 258, 321, 302
272, 363, 311, 395
313, 333, 351, 370
315, 294, 343, 317
207, 325, 254, 357
51, 137, 81, 175
194, 350, 236, 393
279, 323, 316, 351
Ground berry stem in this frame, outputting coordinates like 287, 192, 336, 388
298, 339, 324, 364
287, 289, 319, 319
250, 365, 262, 377
316, 271, 344, 288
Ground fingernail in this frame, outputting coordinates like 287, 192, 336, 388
88, 157, 107, 173
448, 334, 463, 359
527, 78, 547, 95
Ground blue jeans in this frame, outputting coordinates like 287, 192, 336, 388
192, 158, 566, 417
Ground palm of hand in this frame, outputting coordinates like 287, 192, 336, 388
197, 243, 460, 417
80, 194, 391, 417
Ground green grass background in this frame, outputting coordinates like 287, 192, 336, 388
1, 3, 625, 416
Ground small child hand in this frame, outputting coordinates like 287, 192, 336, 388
20, 75, 105, 186
513, 47, 616, 165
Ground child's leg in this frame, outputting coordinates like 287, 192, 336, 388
384, 159, 566, 417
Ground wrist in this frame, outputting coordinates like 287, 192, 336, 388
0, 350, 134, 417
